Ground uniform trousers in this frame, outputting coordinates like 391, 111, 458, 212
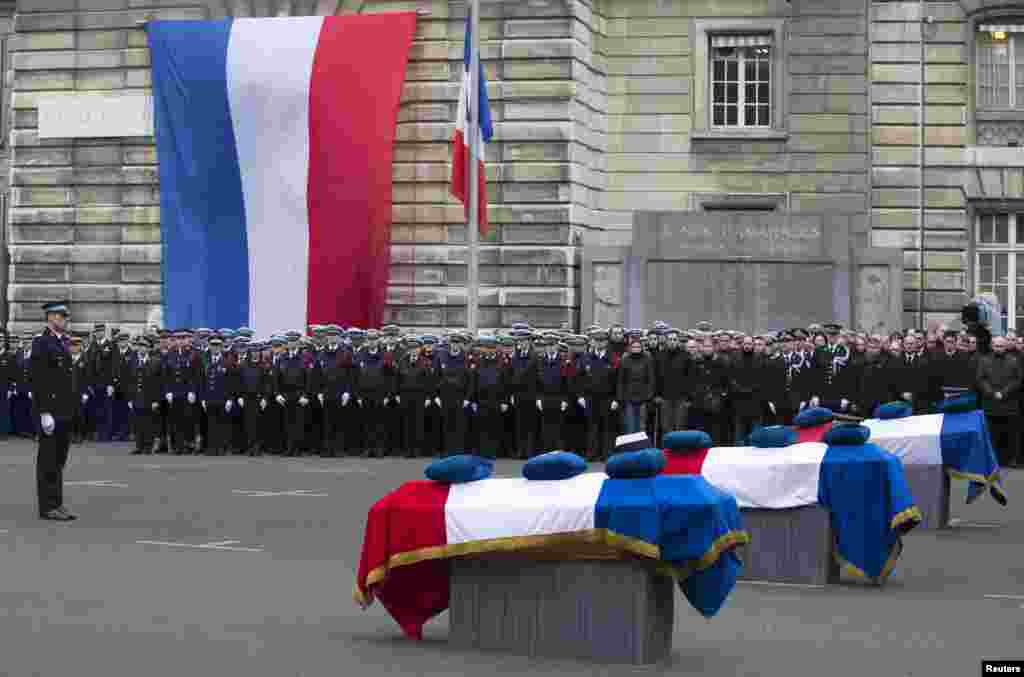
264, 401, 285, 453
564, 403, 588, 456
322, 398, 353, 456
37, 417, 71, 515
402, 397, 428, 457
205, 401, 233, 454
360, 398, 389, 455
169, 398, 197, 451
622, 401, 648, 436
511, 400, 538, 459
281, 397, 308, 454
239, 398, 264, 454
440, 399, 468, 453
112, 392, 132, 440
133, 402, 161, 451
537, 399, 564, 452
586, 398, 619, 461
475, 404, 504, 459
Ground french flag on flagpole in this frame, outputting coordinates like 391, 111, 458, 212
450, 11, 493, 235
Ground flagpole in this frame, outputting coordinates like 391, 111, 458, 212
466, 0, 481, 335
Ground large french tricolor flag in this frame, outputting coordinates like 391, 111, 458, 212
147, 15, 417, 335
449, 11, 493, 234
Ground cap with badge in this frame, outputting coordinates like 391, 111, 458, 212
420, 335, 437, 346
365, 329, 381, 341
823, 323, 842, 336
326, 324, 343, 336
42, 301, 70, 317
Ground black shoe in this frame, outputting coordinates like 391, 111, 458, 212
58, 507, 78, 520
40, 509, 73, 521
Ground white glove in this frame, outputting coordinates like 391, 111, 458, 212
769, 402, 776, 415
434, 397, 441, 407
40, 413, 55, 436
201, 400, 207, 411
463, 399, 470, 409
395, 395, 401, 404
106, 385, 114, 397
471, 403, 478, 413
560, 401, 568, 412
425, 398, 432, 408
28, 392, 32, 400
276, 394, 286, 405
510, 395, 516, 407
237, 397, 244, 408
151, 402, 159, 412
610, 400, 619, 411
341, 392, 351, 407
995, 391, 1004, 400
225, 400, 233, 413
536, 399, 543, 412
384, 397, 391, 406
299, 396, 309, 406
799, 401, 807, 411
5, 391, 10, 400
840, 398, 849, 411
810, 396, 820, 408
128, 401, 134, 411
577, 397, 586, 409
318, 393, 324, 405
187, 392, 196, 404
166, 393, 173, 403
901, 392, 912, 401
500, 403, 509, 413
260, 398, 267, 411
81, 394, 88, 404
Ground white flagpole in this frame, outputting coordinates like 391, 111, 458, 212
466, 0, 481, 335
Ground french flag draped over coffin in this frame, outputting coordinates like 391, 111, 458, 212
354, 474, 750, 639
147, 15, 417, 335
797, 411, 1007, 505
663, 442, 922, 581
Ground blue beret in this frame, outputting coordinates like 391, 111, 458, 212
606, 448, 666, 479
874, 401, 913, 420
42, 301, 70, 316
663, 430, 713, 451
937, 393, 978, 414
749, 425, 798, 448
793, 407, 835, 428
823, 424, 871, 446
425, 454, 495, 484
523, 451, 587, 481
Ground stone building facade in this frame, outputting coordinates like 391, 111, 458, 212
3, 0, 1024, 336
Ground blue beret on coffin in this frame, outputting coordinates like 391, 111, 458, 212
937, 393, 978, 414
606, 448, 666, 479
793, 406, 835, 428
663, 430, 713, 451
874, 401, 913, 420
749, 425, 798, 448
425, 454, 494, 484
823, 423, 872, 446
523, 451, 587, 481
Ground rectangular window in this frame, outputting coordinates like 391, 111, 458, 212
976, 27, 1024, 108
710, 34, 772, 129
975, 211, 1024, 332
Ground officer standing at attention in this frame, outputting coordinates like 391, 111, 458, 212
31, 301, 77, 521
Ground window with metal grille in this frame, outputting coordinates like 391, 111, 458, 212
710, 34, 772, 128
975, 212, 1024, 333
977, 25, 1024, 108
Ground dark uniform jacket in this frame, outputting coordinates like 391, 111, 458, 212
162, 349, 200, 398
472, 356, 509, 408
354, 350, 396, 403
16, 349, 33, 397
70, 352, 91, 400
90, 340, 117, 392
127, 351, 163, 408
577, 350, 618, 403
436, 350, 471, 405
854, 354, 894, 416
535, 352, 567, 406
202, 353, 232, 405
399, 354, 438, 401
29, 328, 75, 420
506, 350, 537, 407
275, 351, 310, 400
930, 350, 976, 395
0, 349, 17, 396
688, 355, 728, 413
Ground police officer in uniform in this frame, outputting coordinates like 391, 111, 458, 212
274, 332, 312, 456
128, 335, 163, 454
201, 336, 234, 455
32, 302, 77, 521
471, 336, 509, 458
578, 330, 620, 460
69, 335, 91, 444
236, 342, 266, 456
163, 329, 201, 454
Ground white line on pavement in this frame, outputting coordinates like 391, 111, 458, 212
984, 594, 1024, 600
135, 540, 264, 553
66, 480, 129, 488
737, 580, 825, 589
231, 489, 328, 497
949, 519, 1002, 528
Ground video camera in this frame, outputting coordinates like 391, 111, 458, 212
961, 292, 1002, 353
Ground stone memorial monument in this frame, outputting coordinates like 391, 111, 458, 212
582, 211, 904, 334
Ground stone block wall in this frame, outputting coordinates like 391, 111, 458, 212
869, 0, 970, 330
6, 0, 590, 335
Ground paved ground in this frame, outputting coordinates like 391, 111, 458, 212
0, 439, 1020, 677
